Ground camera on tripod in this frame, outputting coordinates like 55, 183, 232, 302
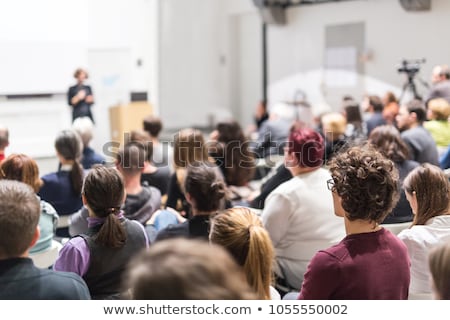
397, 58, 426, 77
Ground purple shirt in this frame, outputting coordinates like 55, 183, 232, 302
298, 228, 410, 300
54, 212, 148, 276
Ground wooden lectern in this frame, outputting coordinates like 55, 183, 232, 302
109, 102, 153, 146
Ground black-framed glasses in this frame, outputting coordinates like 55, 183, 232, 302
327, 179, 335, 192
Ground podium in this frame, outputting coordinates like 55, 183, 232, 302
109, 102, 153, 146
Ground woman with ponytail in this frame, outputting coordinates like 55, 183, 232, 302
155, 162, 226, 241
38, 130, 85, 237
210, 207, 280, 300
54, 166, 148, 299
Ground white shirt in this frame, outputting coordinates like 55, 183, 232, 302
261, 168, 345, 290
398, 215, 450, 294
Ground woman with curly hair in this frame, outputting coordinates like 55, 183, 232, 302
298, 145, 410, 299
398, 164, 450, 297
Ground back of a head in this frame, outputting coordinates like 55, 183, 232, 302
210, 207, 274, 300
344, 102, 363, 124
428, 98, 450, 121
54, 129, 84, 195
429, 241, 450, 300
329, 144, 399, 223
0, 125, 9, 149
72, 117, 94, 147
321, 112, 347, 138
287, 127, 324, 168
0, 154, 43, 193
184, 163, 226, 212
125, 239, 255, 300
55, 129, 82, 161
405, 99, 427, 123
369, 125, 409, 162
403, 164, 450, 226
82, 166, 126, 247
174, 128, 208, 168
369, 95, 383, 112
117, 143, 146, 177
0, 180, 40, 258
125, 130, 153, 162
143, 116, 162, 138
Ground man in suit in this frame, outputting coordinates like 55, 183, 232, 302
0, 180, 90, 299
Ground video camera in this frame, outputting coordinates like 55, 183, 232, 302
397, 58, 426, 77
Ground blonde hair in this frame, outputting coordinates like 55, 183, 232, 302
428, 98, 450, 120
210, 207, 275, 299
321, 112, 347, 140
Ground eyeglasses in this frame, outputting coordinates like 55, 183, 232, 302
327, 179, 335, 192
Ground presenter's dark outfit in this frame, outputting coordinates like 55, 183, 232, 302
68, 84, 94, 123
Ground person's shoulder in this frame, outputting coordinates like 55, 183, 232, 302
37, 269, 90, 297
155, 221, 188, 241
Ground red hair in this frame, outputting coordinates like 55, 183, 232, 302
287, 128, 324, 167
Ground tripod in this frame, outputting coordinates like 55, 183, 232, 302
399, 72, 430, 102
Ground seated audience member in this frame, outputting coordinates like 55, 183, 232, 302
117, 143, 161, 225
69, 143, 163, 238
0, 154, 59, 254
343, 100, 367, 142
54, 166, 148, 299
127, 130, 170, 196
210, 207, 280, 300
0, 125, 9, 162
428, 241, 450, 300
123, 239, 256, 300
369, 125, 420, 224
143, 115, 174, 171
0, 180, 90, 299
364, 95, 386, 135
321, 112, 348, 164
38, 130, 84, 237
382, 91, 400, 125
395, 99, 439, 166
166, 128, 223, 218
398, 164, 450, 296
72, 117, 105, 169
156, 163, 226, 242
299, 145, 410, 300
252, 102, 295, 158
424, 98, 450, 154
261, 128, 344, 292
209, 121, 255, 203
424, 64, 450, 107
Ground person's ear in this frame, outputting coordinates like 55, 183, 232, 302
29, 226, 40, 249
82, 194, 87, 206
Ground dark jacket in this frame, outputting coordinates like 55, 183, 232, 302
0, 258, 90, 299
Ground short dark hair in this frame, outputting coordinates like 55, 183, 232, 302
124, 239, 256, 299
369, 95, 383, 112
0, 180, 40, 258
184, 163, 226, 212
143, 116, 162, 137
405, 99, 427, 123
117, 142, 146, 176
329, 145, 399, 223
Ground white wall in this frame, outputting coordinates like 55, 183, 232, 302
219, 0, 450, 116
